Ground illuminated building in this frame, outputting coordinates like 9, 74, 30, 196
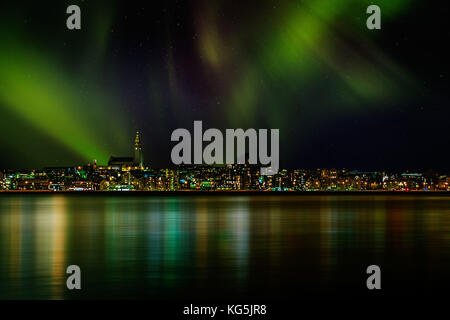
134, 131, 143, 168
107, 156, 135, 170
107, 131, 144, 170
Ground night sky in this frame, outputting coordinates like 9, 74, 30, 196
0, 0, 448, 171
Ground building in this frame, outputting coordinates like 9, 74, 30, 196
134, 131, 143, 168
107, 156, 136, 170
107, 131, 144, 170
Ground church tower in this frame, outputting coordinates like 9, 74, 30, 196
134, 131, 143, 168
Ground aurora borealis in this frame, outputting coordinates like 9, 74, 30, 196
0, 0, 448, 170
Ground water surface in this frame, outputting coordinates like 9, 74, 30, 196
0, 194, 449, 299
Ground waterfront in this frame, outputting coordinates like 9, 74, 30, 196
0, 195, 449, 299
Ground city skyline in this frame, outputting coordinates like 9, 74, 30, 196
1, 130, 448, 192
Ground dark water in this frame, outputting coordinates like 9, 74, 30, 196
0, 194, 449, 300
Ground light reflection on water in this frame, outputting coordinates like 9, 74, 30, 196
0, 195, 449, 299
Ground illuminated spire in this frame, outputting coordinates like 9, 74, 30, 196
134, 131, 141, 148
134, 131, 143, 168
